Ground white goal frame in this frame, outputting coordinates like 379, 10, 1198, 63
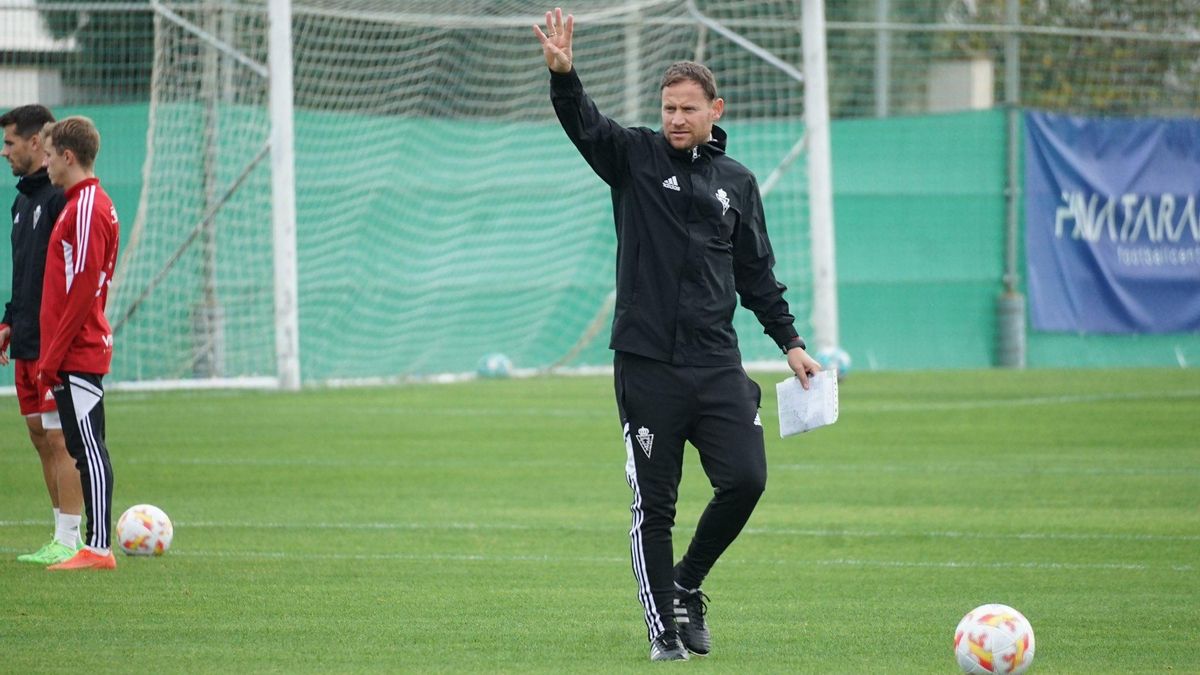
123, 0, 837, 390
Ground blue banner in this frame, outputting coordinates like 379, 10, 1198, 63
1024, 111, 1200, 333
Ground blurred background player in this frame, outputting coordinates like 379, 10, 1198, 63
39, 116, 121, 571
534, 7, 821, 662
0, 104, 82, 565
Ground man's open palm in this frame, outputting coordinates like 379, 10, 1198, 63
533, 7, 574, 73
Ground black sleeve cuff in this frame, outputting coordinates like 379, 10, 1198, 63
549, 67, 581, 92
782, 336, 806, 354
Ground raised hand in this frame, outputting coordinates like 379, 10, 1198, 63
533, 7, 574, 73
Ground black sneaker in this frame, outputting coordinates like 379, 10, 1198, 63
649, 629, 689, 661
674, 588, 711, 655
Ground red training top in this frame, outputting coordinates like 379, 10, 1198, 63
39, 177, 119, 376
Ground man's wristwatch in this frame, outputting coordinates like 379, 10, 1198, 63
782, 337, 806, 354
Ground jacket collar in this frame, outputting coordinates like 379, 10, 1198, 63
64, 176, 100, 201
15, 169, 51, 196
660, 124, 728, 161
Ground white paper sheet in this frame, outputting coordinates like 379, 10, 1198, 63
776, 370, 839, 437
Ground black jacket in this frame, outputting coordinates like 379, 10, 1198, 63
551, 68, 800, 366
5, 169, 65, 360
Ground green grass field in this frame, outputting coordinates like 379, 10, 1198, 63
1, 368, 1197, 673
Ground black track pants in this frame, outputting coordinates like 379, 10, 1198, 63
52, 373, 112, 551
614, 351, 766, 642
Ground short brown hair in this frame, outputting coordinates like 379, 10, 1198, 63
660, 61, 718, 101
45, 116, 101, 169
0, 104, 55, 138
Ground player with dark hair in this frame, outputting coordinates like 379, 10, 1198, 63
1, 104, 81, 565
534, 8, 821, 661
38, 116, 122, 571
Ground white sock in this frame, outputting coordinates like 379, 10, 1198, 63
53, 507, 61, 533
56, 513, 82, 548
84, 545, 110, 555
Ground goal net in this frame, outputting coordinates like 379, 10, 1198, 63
113, 0, 812, 386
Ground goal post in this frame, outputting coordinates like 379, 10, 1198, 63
800, 0, 839, 356
268, 0, 300, 390
116, 0, 834, 387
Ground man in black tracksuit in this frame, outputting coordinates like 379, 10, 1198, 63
535, 9, 821, 661
1, 104, 82, 565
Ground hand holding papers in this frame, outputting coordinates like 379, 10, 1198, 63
776, 370, 839, 438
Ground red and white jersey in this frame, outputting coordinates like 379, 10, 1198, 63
39, 177, 119, 375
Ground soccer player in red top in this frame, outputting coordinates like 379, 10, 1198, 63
38, 116, 120, 571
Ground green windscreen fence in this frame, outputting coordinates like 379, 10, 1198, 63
833, 109, 1199, 370
2, 104, 810, 384
834, 110, 1009, 370
292, 114, 809, 381
2, 106, 1196, 387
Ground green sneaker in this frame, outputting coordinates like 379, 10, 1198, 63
17, 540, 80, 565
17, 540, 54, 563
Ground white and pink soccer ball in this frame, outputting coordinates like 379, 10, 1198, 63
954, 604, 1036, 674
116, 504, 174, 556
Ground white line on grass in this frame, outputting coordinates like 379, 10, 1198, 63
357, 407, 608, 418
0, 545, 1189, 572
330, 389, 1200, 417
805, 558, 1196, 572
772, 462, 1200, 477
3, 519, 1197, 543
848, 389, 1200, 413
210, 389, 1200, 418
2, 453, 1195, 478
739, 527, 1200, 542
0, 455, 611, 469
97, 388, 1200, 418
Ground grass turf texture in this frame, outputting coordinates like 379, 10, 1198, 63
1, 368, 1197, 673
